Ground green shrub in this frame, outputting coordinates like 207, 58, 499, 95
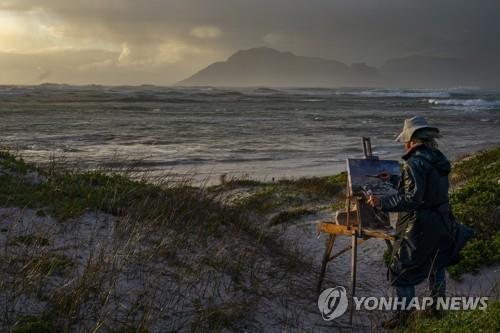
451, 147, 500, 185
447, 235, 500, 280
446, 147, 500, 279
450, 180, 500, 237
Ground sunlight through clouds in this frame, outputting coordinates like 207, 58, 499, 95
0, 10, 43, 52
0, 1, 498, 85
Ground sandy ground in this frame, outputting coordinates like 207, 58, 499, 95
0, 204, 498, 332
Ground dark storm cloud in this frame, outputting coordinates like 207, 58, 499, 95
1, 0, 499, 84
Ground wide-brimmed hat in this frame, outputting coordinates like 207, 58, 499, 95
395, 116, 440, 142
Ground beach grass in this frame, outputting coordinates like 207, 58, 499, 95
1, 146, 498, 331
0, 149, 315, 331
0, 150, 238, 236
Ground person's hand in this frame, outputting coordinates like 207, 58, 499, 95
377, 172, 391, 182
367, 195, 380, 208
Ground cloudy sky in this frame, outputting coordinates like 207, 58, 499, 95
1, 0, 499, 85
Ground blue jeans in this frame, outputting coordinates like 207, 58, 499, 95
396, 267, 446, 308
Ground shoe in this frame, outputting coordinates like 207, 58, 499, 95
381, 311, 412, 330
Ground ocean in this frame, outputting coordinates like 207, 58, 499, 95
1, 85, 499, 183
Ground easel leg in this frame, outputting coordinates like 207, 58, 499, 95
349, 233, 358, 325
317, 234, 336, 293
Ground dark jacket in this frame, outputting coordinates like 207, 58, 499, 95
380, 144, 458, 286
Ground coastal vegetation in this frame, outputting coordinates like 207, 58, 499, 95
447, 147, 500, 279
0, 150, 316, 331
399, 301, 499, 333
0, 146, 498, 331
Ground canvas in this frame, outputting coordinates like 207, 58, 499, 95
346, 158, 400, 227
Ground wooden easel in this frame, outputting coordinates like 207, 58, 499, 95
316, 137, 395, 324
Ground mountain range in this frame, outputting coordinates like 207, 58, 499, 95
178, 47, 499, 88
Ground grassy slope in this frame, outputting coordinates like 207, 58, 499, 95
0, 152, 294, 332
0, 151, 347, 332
0, 150, 346, 237
1, 146, 498, 331
447, 147, 500, 279
0, 151, 243, 238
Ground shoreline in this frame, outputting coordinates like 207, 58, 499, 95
4, 139, 500, 187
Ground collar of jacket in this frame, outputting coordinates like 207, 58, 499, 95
401, 143, 426, 161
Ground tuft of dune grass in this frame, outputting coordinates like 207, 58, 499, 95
268, 208, 316, 226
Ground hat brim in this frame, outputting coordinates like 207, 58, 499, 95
395, 125, 440, 142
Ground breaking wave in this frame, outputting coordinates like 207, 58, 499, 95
300, 98, 325, 102
428, 99, 500, 108
341, 89, 452, 98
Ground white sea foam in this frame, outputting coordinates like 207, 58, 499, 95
301, 98, 325, 102
341, 90, 451, 98
428, 99, 500, 109
2, 85, 499, 183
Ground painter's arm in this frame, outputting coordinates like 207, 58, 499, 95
379, 161, 427, 212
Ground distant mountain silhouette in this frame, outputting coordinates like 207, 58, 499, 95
177, 47, 379, 87
177, 47, 499, 88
